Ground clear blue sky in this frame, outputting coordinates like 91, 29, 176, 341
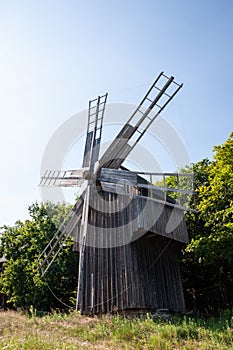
0, 0, 233, 226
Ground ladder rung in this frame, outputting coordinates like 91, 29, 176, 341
162, 73, 170, 79
153, 85, 171, 98
89, 100, 106, 111
138, 109, 144, 114
89, 120, 96, 125
97, 116, 104, 121
89, 97, 98, 103
96, 110, 103, 116
89, 115, 104, 125
146, 97, 153, 103
100, 93, 107, 99
89, 112, 98, 117
154, 85, 161, 92
172, 80, 182, 87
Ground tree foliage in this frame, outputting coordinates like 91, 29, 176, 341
0, 202, 78, 311
181, 133, 233, 313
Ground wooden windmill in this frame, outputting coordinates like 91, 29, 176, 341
39, 72, 194, 315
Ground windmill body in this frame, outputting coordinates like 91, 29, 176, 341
39, 72, 194, 315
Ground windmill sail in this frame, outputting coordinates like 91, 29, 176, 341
82, 93, 108, 170
38, 198, 83, 277
98, 72, 182, 170
38, 93, 108, 276
39, 169, 86, 187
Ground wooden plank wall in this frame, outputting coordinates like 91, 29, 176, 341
77, 188, 189, 244
79, 238, 186, 314
75, 189, 187, 314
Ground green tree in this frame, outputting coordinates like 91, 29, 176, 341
0, 202, 78, 311
181, 133, 233, 313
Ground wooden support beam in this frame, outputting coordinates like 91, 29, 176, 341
98, 168, 137, 186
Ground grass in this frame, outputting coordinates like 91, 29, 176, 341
0, 309, 232, 349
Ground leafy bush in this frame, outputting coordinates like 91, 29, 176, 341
0, 202, 78, 311
181, 133, 233, 314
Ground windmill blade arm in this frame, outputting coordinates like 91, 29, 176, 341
39, 169, 87, 187
76, 184, 91, 309
38, 197, 83, 277
82, 93, 108, 169
97, 72, 182, 170
98, 124, 135, 169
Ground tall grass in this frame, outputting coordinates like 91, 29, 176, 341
0, 309, 232, 349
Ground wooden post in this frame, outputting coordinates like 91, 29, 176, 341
91, 273, 94, 314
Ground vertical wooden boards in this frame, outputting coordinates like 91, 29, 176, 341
79, 188, 187, 315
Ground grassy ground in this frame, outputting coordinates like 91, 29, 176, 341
0, 310, 232, 349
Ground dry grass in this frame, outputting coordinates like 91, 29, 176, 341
0, 310, 232, 349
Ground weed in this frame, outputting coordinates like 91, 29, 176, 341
0, 310, 232, 349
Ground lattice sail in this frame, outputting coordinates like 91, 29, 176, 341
82, 93, 108, 170
98, 72, 182, 169
39, 169, 87, 187
38, 199, 83, 277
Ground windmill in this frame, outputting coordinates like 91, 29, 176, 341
39, 72, 194, 315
